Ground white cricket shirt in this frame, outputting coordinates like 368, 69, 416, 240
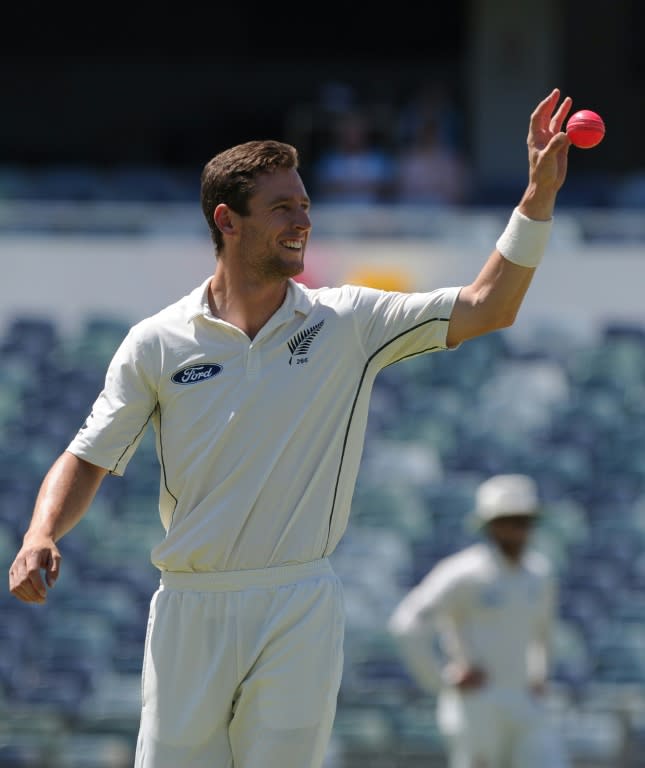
388, 541, 556, 692
67, 276, 460, 571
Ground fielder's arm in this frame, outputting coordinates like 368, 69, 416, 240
8, 451, 107, 603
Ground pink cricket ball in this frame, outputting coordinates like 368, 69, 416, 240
566, 109, 606, 149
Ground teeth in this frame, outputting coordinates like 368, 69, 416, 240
283, 240, 301, 249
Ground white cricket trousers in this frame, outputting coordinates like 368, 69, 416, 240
134, 558, 345, 768
437, 687, 571, 768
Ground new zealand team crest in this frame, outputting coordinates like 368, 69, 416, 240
287, 320, 325, 366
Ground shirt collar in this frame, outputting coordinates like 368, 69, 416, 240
185, 276, 313, 323
287, 278, 314, 316
185, 276, 214, 322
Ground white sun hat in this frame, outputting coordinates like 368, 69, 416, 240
473, 473, 540, 525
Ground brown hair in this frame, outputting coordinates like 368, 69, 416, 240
200, 139, 300, 251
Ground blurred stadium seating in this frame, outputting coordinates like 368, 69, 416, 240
2, 183, 645, 766
2, 310, 645, 767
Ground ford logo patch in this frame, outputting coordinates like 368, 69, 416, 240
172, 363, 223, 385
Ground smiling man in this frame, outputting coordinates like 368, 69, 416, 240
9, 89, 573, 768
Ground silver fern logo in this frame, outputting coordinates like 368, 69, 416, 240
287, 320, 325, 365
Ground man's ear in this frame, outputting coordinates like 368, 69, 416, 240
214, 203, 236, 237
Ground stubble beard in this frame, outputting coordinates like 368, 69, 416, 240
262, 249, 305, 280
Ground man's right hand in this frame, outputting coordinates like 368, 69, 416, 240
8, 535, 61, 604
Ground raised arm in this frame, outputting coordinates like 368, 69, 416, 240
446, 88, 573, 348
8, 451, 108, 604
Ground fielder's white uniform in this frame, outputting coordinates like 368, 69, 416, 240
67, 275, 461, 768
388, 540, 570, 768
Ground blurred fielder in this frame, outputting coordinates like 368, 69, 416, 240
388, 473, 571, 768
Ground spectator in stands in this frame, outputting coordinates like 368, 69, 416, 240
311, 107, 395, 203
394, 112, 472, 206
397, 77, 464, 149
9, 89, 572, 768
388, 473, 570, 768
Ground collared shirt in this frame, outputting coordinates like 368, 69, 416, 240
387, 540, 556, 692
67, 275, 460, 571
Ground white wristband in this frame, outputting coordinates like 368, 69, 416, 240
495, 207, 552, 268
